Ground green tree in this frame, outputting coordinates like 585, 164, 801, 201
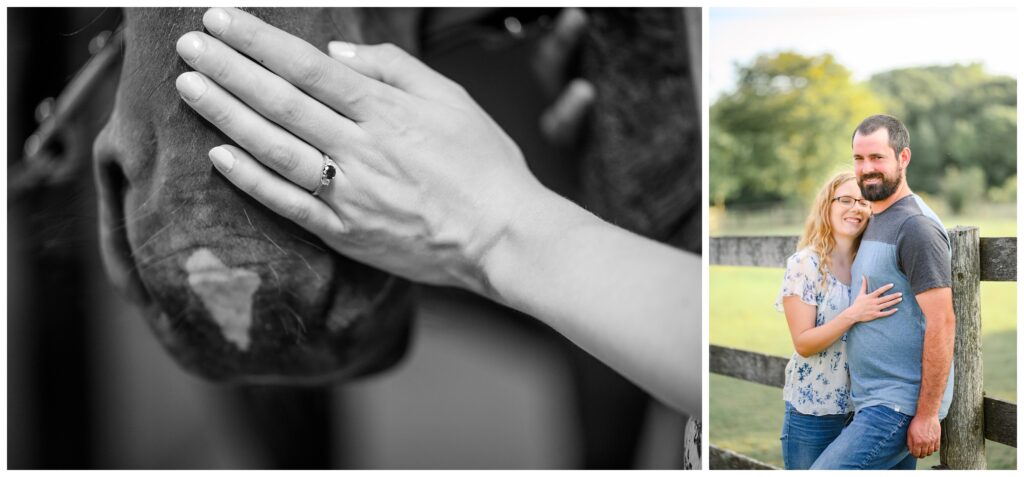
987, 174, 1016, 204
711, 52, 883, 206
869, 64, 1017, 196
941, 166, 986, 214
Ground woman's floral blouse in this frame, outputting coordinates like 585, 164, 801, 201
775, 248, 853, 415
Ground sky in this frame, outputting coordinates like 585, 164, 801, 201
709, 7, 1020, 101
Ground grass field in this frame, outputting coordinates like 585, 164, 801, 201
709, 213, 1017, 469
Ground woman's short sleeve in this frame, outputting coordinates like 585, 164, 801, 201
774, 250, 821, 312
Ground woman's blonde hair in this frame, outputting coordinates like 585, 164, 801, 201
797, 171, 863, 290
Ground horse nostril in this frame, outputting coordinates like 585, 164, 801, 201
94, 145, 153, 304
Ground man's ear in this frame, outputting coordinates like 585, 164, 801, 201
899, 147, 911, 167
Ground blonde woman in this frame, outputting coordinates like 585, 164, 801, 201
775, 172, 903, 469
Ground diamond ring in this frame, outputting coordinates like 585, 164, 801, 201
312, 153, 337, 197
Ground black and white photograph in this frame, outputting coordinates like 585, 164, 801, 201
7, 6, 701, 469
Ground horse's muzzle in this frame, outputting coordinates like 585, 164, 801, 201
93, 6, 418, 384
131, 231, 415, 384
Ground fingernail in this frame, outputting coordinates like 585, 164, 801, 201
209, 146, 235, 173
176, 73, 207, 101
328, 41, 357, 58
204, 8, 231, 35
176, 33, 206, 63
176, 72, 207, 102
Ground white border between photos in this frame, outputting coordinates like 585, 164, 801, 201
2, 0, 1022, 474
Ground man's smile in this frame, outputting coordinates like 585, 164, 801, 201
861, 173, 884, 185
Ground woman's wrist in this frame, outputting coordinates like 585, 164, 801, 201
474, 184, 698, 413
473, 182, 595, 309
836, 307, 860, 327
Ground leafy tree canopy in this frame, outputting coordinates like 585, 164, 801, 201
869, 64, 1017, 195
711, 52, 882, 206
712, 54, 1017, 207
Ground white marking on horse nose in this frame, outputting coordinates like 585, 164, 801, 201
184, 248, 261, 351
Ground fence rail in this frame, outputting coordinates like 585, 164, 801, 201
709, 345, 1017, 448
711, 235, 1016, 281
710, 229, 1017, 470
709, 444, 777, 470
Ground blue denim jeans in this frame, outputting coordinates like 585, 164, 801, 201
810, 405, 918, 470
780, 401, 850, 469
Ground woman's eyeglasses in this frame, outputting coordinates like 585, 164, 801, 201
832, 196, 870, 209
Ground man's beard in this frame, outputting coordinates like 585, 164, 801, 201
859, 167, 903, 201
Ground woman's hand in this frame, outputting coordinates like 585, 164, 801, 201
843, 277, 902, 323
783, 275, 901, 358
173, 8, 701, 414
174, 7, 543, 294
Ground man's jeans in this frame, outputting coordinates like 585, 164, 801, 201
780, 401, 849, 469
810, 405, 918, 470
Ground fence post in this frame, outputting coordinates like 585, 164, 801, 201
940, 226, 985, 469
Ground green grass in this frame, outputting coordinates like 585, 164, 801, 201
710, 265, 1017, 469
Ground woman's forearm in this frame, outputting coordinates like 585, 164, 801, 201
479, 185, 700, 416
790, 312, 854, 357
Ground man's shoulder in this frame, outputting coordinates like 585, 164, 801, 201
872, 195, 946, 238
895, 196, 949, 244
884, 194, 934, 219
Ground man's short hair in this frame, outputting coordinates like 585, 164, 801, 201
852, 114, 910, 156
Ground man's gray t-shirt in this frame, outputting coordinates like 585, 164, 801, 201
847, 194, 954, 418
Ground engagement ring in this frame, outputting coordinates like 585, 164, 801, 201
312, 153, 337, 196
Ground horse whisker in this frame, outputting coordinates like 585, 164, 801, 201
284, 303, 307, 336
244, 207, 323, 283
286, 231, 326, 253
244, 208, 289, 259
133, 218, 176, 255
266, 262, 283, 294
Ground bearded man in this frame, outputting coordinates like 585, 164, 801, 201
811, 114, 956, 470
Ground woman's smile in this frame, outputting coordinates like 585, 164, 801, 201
842, 215, 863, 226
831, 181, 869, 239
836, 211, 866, 237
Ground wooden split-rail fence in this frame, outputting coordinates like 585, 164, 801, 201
709, 227, 1017, 470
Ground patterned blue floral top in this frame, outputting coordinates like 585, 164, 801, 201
775, 248, 853, 415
